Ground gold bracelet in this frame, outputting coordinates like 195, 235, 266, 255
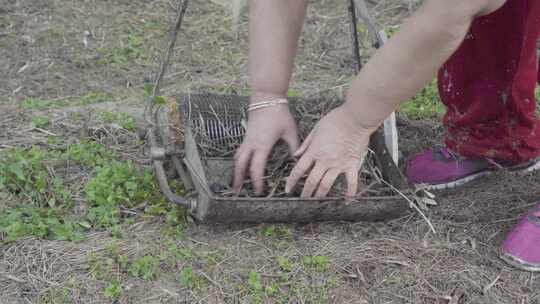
247, 98, 289, 112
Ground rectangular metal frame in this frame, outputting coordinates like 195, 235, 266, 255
180, 94, 408, 223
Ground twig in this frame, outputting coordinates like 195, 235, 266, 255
3, 274, 26, 283
240, 237, 273, 255
25, 127, 58, 137
380, 178, 436, 234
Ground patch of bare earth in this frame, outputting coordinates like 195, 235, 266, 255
1, 0, 540, 303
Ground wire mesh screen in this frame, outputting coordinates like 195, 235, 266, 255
180, 94, 247, 157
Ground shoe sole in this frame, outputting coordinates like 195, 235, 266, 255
416, 157, 540, 191
500, 251, 540, 272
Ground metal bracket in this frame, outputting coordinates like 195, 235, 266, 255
145, 0, 193, 209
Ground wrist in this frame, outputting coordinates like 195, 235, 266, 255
247, 98, 289, 112
250, 91, 287, 105
340, 101, 381, 132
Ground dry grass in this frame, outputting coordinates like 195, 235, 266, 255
2, 0, 540, 303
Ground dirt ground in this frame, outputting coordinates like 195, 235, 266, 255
2, 0, 540, 303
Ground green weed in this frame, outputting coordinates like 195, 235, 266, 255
32, 115, 50, 128
105, 241, 120, 257
97, 28, 146, 67
384, 26, 400, 37
143, 84, 167, 106
401, 83, 540, 119
0, 139, 187, 244
83, 160, 188, 233
65, 140, 114, 167
162, 242, 225, 272
71, 92, 113, 105
200, 249, 225, 266
163, 203, 190, 227
163, 243, 196, 267
110, 223, 127, 239
129, 255, 160, 280
179, 266, 206, 290
247, 271, 264, 304
68, 111, 83, 120
302, 255, 331, 273
235, 256, 339, 303
399, 79, 445, 120
87, 249, 126, 299
265, 281, 280, 298
21, 92, 112, 110
99, 112, 136, 131
118, 254, 130, 269
88, 253, 116, 280
141, 19, 163, 32
47, 136, 61, 146
40, 286, 72, 304
260, 224, 292, 239
86, 205, 120, 229
0, 147, 70, 207
276, 256, 294, 273
84, 161, 161, 227
214, 84, 237, 95
85, 161, 157, 208
356, 23, 368, 34
287, 88, 302, 98
0, 148, 89, 242
290, 283, 333, 304
21, 98, 46, 109
0, 207, 84, 242
104, 279, 123, 300
147, 182, 190, 236
240, 87, 253, 96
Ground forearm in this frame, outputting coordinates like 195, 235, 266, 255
344, 0, 505, 129
249, 0, 308, 103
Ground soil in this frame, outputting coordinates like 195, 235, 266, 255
2, 0, 540, 303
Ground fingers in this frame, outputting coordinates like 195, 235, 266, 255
249, 149, 271, 195
315, 169, 340, 198
283, 129, 300, 156
294, 130, 314, 157
346, 170, 359, 198
285, 155, 314, 194
233, 147, 254, 193
301, 164, 328, 198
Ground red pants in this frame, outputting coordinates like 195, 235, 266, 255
438, 0, 540, 163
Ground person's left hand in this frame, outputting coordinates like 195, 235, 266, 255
285, 106, 376, 198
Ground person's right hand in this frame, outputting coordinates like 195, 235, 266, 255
233, 103, 299, 195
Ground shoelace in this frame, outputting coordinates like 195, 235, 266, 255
442, 147, 504, 169
486, 158, 504, 169
440, 148, 461, 160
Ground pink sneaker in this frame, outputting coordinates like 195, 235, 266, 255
406, 148, 540, 190
501, 203, 540, 272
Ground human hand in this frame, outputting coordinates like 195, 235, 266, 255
233, 103, 299, 195
285, 106, 375, 198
